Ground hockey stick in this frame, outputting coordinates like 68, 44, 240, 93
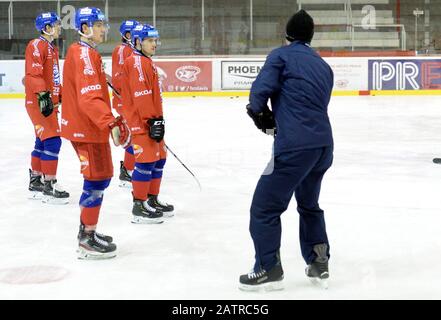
107, 81, 121, 99
105, 81, 202, 190
433, 158, 441, 164
165, 144, 202, 191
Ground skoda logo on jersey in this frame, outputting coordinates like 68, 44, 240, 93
134, 89, 152, 97
53, 63, 61, 86
175, 66, 200, 83
81, 84, 101, 95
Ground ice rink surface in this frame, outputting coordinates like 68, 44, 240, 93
1, 95, 441, 299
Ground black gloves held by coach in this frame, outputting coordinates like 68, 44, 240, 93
246, 104, 277, 136
37, 91, 54, 117
147, 117, 165, 142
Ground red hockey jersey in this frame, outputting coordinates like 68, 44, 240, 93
120, 51, 163, 136
111, 42, 134, 114
61, 42, 115, 143
24, 36, 61, 105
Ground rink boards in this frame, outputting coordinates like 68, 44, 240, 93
2, 56, 441, 97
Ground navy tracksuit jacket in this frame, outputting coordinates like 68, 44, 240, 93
248, 41, 334, 271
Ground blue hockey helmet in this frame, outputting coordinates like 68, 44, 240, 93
119, 20, 140, 37
75, 7, 107, 32
35, 12, 60, 32
131, 24, 159, 46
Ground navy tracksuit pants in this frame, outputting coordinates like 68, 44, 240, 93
250, 146, 333, 272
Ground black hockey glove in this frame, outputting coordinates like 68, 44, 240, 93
147, 117, 165, 142
246, 104, 276, 136
37, 91, 54, 117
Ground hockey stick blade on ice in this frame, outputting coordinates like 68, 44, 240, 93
166, 144, 202, 191
433, 158, 441, 164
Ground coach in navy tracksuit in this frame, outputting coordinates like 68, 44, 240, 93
239, 10, 334, 291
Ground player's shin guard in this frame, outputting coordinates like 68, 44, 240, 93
132, 162, 154, 201
31, 137, 43, 173
31, 155, 42, 173
79, 179, 111, 225
40, 137, 70, 204
40, 136, 61, 177
124, 146, 135, 171
148, 158, 165, 195
147, 159, 174, 216
77, 179, 116, 260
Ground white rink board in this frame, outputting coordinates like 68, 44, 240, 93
2, 56, 427, 94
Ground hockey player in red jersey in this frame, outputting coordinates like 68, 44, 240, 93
111, 20, 139, 188
61, 7, 131, 259
121, 24, 174, 224
25, 12, 70, 204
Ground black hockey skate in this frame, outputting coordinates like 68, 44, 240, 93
147, 194, 174, 217
132, 199, 164, 224
118, 161, 132, 188
77, 227, 117, 260
78, 223, 113, 243
28, 169, 44, 200
305, 243, 329, 289
239, 263, 284, 292
42, 179, 69, 205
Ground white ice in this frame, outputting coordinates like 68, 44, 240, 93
1, 95, 441, 299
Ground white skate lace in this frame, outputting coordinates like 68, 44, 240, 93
53, 182, 66, 192
96, 232, 107, 239
143, 201, 157, 212
93, 232, 109, 246
247, 269, 266, 279
157, 198, 170, 207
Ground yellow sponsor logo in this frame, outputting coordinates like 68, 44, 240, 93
133, 144, 143, 159
79, 155, 89, 172
35, 124, 44, 138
